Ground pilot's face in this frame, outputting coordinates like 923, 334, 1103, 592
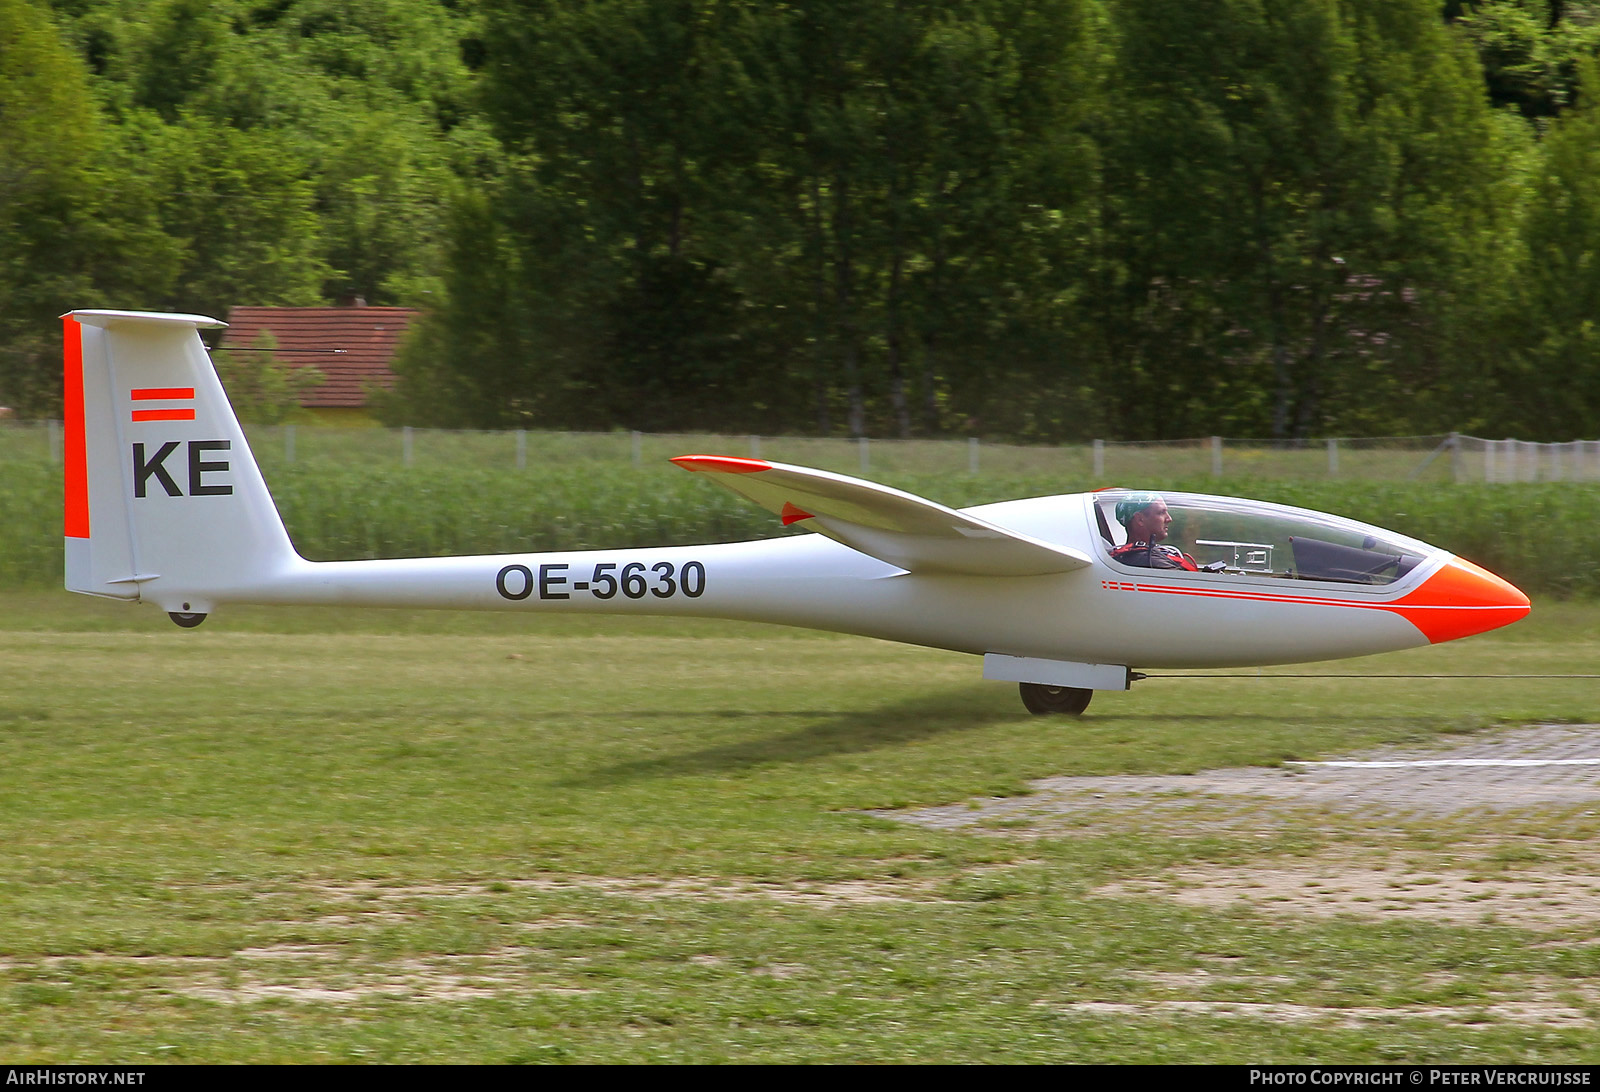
1132, 500, 1172, 542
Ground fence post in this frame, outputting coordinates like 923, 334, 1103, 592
1093, 438, 1104, 478
402, 426, 413, 467
968, 436, 979, 475
516, 429, 526, 470
1551, 441, 1562, 482
1448, 432, 1461, 483
1211, 435, 1223, 477
1326, 437, 1338, 476
631, 430, 642, 468
284, 424, 295, 465
858, 436, 870, 473
749, 435, 760, 458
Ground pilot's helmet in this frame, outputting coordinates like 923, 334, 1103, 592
1114, 492, 1165, 526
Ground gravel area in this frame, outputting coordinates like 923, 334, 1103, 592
894, 724, 1600, 832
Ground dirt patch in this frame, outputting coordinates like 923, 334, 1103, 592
1094, 862, 1600, 930
0, 869, 960, 1006
294, 874, 935, 908
1049, 998, 1593, 1029
0, 945, 582, 1005
1048, 969, 1598, 1029
181, 945, 583, 1005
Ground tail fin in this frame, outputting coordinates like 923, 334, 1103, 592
63, 310, 300, 617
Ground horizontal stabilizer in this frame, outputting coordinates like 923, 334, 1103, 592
671, 455, 1091, 576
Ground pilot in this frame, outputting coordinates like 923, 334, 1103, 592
1111, 493, 1198, 571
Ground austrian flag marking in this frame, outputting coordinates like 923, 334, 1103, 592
130, 387, 195, 423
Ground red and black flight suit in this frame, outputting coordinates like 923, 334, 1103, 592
1110, 541, 1199, 571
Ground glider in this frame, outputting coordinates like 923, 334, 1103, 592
60, 310, 1530, 714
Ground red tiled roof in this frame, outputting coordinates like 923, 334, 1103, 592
219, 306, 419, 408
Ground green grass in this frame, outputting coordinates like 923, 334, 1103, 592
0, 591, 1597, 1062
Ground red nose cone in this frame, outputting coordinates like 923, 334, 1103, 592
1385, 557, 1531, 644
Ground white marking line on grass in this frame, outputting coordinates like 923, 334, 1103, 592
1294, 758, 1600, 769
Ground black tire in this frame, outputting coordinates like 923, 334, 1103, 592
1019, 682, 1092, 715
168, 611, 207, 629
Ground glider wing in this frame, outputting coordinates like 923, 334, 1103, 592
671, 455, 1092, 576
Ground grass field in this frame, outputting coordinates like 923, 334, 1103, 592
2, 590, 1598, 1062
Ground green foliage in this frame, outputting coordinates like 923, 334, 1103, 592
1451, 0, 1600, 119
1500, 56, 1600, 438
4, 0, 488, 366
6, 0, 1600, 440
120, 112, 331, 318
416, 0, 1100, 437
1086, 0, 1522, 441
0, 0, 179, 415
0, 460, 65, 587
213, 330, 324, 425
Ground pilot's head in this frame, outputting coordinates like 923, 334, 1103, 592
1115, 492, 1172, 543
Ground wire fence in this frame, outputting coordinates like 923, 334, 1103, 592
3, 420, 1598, 482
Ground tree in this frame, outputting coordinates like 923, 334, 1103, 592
416, 0, 765, 430
1500, 57, 1600, 438
713, 0, 1102, 438
408, 0, 1101, 436
0, 0, 177, 415
1087, 0, 1521, 440
1449, 0, 1600, 121
58, 0, 491, 309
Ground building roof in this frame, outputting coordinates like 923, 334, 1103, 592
219, 306, 419, 409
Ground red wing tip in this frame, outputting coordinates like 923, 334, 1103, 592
671, 454, 772, 474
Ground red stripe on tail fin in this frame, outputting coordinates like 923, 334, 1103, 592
62, 317, 89, 539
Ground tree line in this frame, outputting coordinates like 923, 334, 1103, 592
5, 0, 1600, 442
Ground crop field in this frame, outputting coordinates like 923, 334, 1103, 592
2, 591, 1598, 1063
0, 423, 1485, 482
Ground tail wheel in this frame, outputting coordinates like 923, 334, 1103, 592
1019, 682, 1092, 716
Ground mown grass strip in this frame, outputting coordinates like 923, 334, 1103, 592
0, 595, 1597, 1061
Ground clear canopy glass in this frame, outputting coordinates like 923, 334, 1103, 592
1091, 490, 1435, 585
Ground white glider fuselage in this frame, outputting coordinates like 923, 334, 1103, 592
219, 505, 1432, 670
62, 309, 1530, 687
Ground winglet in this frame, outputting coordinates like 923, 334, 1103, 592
671, 455, 771, 474
780, 502, 814, 526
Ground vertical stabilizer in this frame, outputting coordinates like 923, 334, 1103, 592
63, 310, 301, 614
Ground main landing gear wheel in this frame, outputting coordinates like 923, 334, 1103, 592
168, 611, 207, 628
1018, 682, 1092, 716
